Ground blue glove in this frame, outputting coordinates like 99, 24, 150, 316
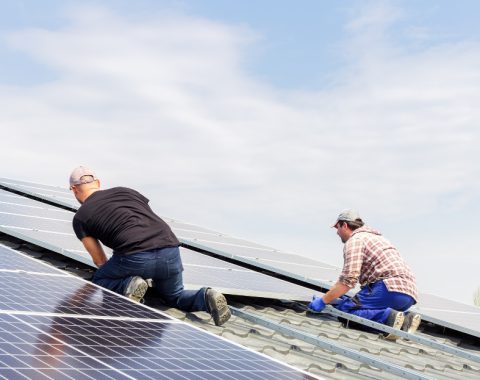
308, 295, 326, 312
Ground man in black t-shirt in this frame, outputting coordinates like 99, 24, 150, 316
68, 166, 231, 326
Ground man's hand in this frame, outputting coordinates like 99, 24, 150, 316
308, 295, 327, 312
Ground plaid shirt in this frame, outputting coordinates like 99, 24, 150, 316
339, 226, 418, 302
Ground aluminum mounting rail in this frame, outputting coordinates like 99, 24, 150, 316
320, 305, 480, 365
230, 306, 435, 380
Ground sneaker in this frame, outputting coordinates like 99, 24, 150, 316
402, 312, 421, 334
206, 288, 231, 326
384, 310, 405, 341
124, 276, 148, 302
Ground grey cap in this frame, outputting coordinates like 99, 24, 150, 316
332, 209, 362, 227
69, 166, 97, 187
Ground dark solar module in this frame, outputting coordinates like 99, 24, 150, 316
0, 313, 132, 379
0, 245, 60, 274
0, 271, 166, 320
1, 314, 312, 379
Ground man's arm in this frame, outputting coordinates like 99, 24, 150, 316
322, 281, 351, 304
81, 236, 108, 267
308, 280, 352, 312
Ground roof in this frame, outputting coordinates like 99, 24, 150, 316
2, 232, 480, 380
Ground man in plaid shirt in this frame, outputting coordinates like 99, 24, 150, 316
308, 210, 421, 339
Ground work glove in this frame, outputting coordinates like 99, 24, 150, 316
308, 295, 326, 312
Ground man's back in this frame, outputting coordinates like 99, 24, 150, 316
345, 226, 418, 301
72, 187, 179, 255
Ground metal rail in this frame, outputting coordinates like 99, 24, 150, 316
320, 305, 480, 364
231, 306, 435, 380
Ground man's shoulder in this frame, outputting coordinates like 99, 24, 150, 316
101, 187, 149, 204
345, 226, 381, 248
351, 226, 382, 238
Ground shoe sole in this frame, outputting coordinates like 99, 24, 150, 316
384, 312, 405, 341
209, 292, 231, 326
406, 314, 421, 334
127, 281, 148, 303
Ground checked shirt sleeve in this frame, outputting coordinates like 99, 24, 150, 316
338, 237, 364, 288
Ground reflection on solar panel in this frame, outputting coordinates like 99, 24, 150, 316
0, 313, 312, 379
2, 179, 480, 339
0, 269, 162, 319
0, 247, 313, 379
0, 189, 312, 300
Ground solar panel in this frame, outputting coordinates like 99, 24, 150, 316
0, 270, 164, 319
0, 244, 60, 274
0, 313, 311, 379
0, 189, 313, 301
3, 179, 480, 340
0, 178, 77, 210
415, 293, 480, 337
0, 247, 314, 379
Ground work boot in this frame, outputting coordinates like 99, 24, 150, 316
124, 276, 148, 303
402, 312, 421, 334
384, 310, 405, 341
206, 288, 231, 326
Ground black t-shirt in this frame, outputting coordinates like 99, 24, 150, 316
72, 187, 179, 255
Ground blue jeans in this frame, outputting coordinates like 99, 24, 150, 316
92, 246, 208, 312
335, 280, 416, 324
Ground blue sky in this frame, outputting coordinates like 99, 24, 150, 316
1, 1, 480, 305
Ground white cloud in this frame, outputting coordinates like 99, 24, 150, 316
1, 3, 479, 303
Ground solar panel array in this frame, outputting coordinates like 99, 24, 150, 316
2, 178, 480, 340
0, 244, 315, 379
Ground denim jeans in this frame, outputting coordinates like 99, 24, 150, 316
335, 280, 416, 324
92, 246, 208, 312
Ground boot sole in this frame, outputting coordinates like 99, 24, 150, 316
127, 281, 148, 303
210, 293, 231, 326
407, 314, 421, 334
384, 312, 405, 341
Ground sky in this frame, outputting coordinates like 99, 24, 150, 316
1, 0, 479, 305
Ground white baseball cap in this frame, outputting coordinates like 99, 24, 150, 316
69, 166, 98, 187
